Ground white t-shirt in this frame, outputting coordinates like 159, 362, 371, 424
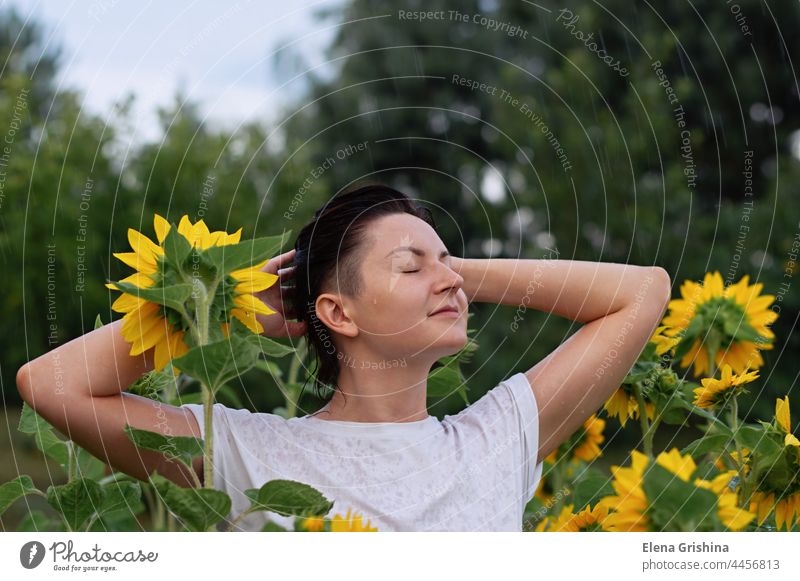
181, 371, 543, 531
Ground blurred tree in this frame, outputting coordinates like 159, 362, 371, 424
277, 0, 799, 417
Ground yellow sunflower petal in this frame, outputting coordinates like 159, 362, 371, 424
113, 252, 157, 275
178, 215, 194, 240
225, 228, 243, 245
233, 271, 279, 294
153, 213, 171, 244
127, 228, 163, 263
110, 292, 146, 314
776, 396, 792, 433
234, 293, 276, 316
129, 319, 167, 356
231, 308, 264, 335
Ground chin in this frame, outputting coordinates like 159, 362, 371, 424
431, 331, 469, 355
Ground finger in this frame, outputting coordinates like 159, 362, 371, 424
261, 248, 297, 274
283, 319, 307, 338
276, 248, 297, 267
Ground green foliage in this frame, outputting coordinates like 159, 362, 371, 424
243, 479, 334, 518
0, 476, 40, 515
642, 464, 720, 532
148, 473, 231, 532
123, 425, 204, 473
46, 478, 106, 531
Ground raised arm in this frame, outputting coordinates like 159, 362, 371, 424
451, 256, 671, 460
15, 318, 203, 488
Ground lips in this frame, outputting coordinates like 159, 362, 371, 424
429, 305, 460, 316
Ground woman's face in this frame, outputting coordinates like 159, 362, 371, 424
330, 212, 469, 363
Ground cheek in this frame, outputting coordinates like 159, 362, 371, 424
363, 283, 430, 333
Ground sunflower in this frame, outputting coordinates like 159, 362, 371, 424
661, 272, 777, 378
573, 415, 606, 462
714, 447, 751, 475
747, 491, 776, 527
106, 214, 278, 375
330, 508, 378, 532
773, 492, 800, 531
544, 414, 606, 466
694, 470, 755, 531
650, 325, 680, 357
692, 363, 760, 409
776, 396, 800, 451
603, 449, 754, 531
537, 502, 612, 532
602, 450, 650, 531
748, 491, 800, 531
603, 387, 655, 428
534, 504, 573, 532
300, 515, 326, 532
737, 398, 800, 531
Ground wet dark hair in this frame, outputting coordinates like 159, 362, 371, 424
289, 181, 436, 399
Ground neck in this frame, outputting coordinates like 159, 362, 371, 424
312, 351, 434, 423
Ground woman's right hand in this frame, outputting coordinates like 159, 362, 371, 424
252, 248, 307, 339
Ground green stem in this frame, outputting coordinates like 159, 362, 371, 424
225, 509, 253, 532
190, 283, 216, 494
144, 481, 165, 531
646, 413, 662, 457
633, 383, 653, 457
202, 383, 214, 491
728, 396, 747, 507
707, 344, 718, 379
66, 440, 76, 482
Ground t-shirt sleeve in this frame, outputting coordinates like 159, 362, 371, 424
445, 372, 544, 505
503, 372, 544, 504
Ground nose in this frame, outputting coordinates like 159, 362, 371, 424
435, 261, 465, 294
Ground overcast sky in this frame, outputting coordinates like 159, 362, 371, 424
6, 0, 342, 142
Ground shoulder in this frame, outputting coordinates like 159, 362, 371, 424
444, 372, 537, 428
179, 402, 289, 442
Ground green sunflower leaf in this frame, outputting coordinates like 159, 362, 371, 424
172, 333, 261, 392
427, 361, 470, 405
227, 316, 295, 357
149, 473, 231, 531
18, 402, 70, 466
202, 231, 291, 275
244, 479, 333, 518
571, 469, 614, 512
681, 434, 731, 458
0, 475, 41, 516
111, 281, 193, 312
46, 478, 107, 531
97, 480, 145, 518
123, 425, 204, 470
643, 463, 719, 531
246, 334, 296, 358
163, 225, 193, 274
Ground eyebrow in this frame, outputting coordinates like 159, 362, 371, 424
385, 246, 451, 259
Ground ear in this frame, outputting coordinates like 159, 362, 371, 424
314, 293, 359, 338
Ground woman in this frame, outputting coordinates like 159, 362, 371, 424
16, 182, 671, 532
